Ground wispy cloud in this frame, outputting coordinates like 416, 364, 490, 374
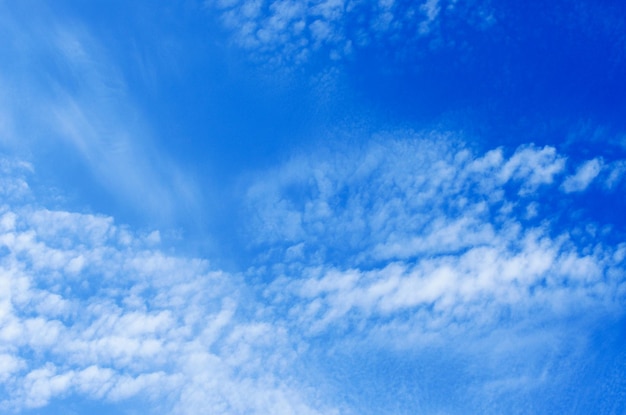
604, 160, 626, 189
0, 3, 199, 224
561, 158, 603, 193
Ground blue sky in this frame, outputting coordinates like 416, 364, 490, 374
1, 0, 626, 414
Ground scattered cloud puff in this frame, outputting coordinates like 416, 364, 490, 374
561, 157, 603, 193
0, 159, 33, 202
603, 160, 626, 190
0, 159, 335, 414
207, 0, 495, 65
245, 132, 626, 348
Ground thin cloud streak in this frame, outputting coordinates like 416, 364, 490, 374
0, 3, 200, 225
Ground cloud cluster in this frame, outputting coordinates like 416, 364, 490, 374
208, 0, 495, 65
2, 130, 625, 413
245, 132, 626, 347
0, 159, 333, 414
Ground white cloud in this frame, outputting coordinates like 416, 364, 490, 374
561, 157, 603, 193
498, 145, 566, 194
244, 134, 567, 261
245, 131, 625, 350
604, 160, 626, 189
267, 228, 621, 341
1, 130, 625, 413
0, 354, 22, 383
0, 159, 33, 202
419, 0, 441, 34
0, 159, 335, 414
